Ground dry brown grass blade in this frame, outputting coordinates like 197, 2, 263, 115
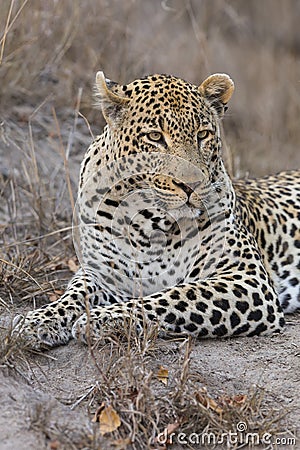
0, 256, 43, 290
0, 0, 14, 65
0, 0, 30, 64
3, 226, 74, 248
52, 107, 76, 214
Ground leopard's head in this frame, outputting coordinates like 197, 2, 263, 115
95, 72, 234, 214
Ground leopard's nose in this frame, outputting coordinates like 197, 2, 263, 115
173, 180, 202, 198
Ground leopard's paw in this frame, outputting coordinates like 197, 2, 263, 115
72, 308, 128, 344
71, 311, 108, 344
13, 311, 72, 349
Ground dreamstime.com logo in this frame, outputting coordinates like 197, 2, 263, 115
156, 422, 297, 447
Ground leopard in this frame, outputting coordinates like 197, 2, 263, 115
15, 71, 300, 348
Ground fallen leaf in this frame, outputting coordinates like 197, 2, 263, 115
48, 290, 64, 302
112, 437, 131, 449
157, 366, 169, 385
155, 421, 181, 445
97, 404, 121, 435
68, 257, 79, 273
49, 440, 61, 450
219, 394, 248, 407
165, 422, 181, 434
195, 388, 223, 414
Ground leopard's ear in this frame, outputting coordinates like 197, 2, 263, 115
95, 71, 130, 125
199, 73, 234, 116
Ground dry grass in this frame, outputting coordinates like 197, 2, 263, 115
1, 323, 288, 450
80, 333, 286, 450
0, 1, 299, 449
0, 142, 75, 307
0, 299, 294, 449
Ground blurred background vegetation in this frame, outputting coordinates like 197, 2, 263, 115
1, 0, 299, 175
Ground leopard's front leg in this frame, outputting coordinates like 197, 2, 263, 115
72, 274, 285, 343
14, 269, 112, 348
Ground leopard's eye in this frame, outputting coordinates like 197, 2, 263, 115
147, 131, 163, 142
197, 130, 210, 141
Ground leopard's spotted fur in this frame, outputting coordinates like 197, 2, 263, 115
16, 72, 299, 347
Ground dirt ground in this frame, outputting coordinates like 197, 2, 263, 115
0, 318, 299, 449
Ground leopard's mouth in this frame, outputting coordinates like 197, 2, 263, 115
172, 180, 203, 208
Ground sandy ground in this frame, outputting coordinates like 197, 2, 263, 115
0, 317, 299, 450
